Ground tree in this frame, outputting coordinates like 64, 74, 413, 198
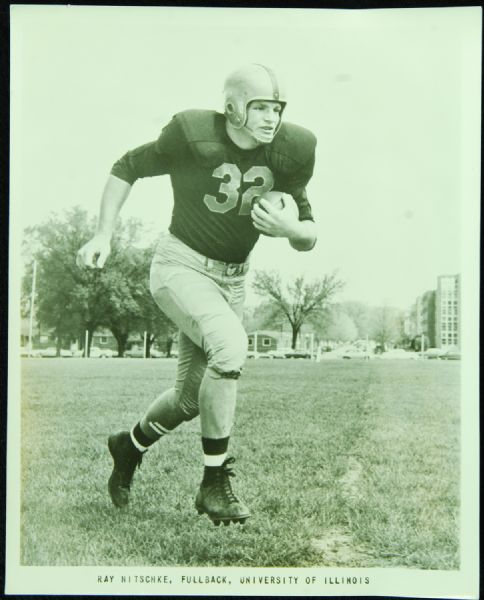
325, 309, 358, 343
128, 245, 176, 357
411, 334, 430, 352
252, 270, 344, 349
21, 206, 166, 357
242, 300, 285, 333
22, 207, 102, 355
369, 305, 404, 351
339, 301, 372, 339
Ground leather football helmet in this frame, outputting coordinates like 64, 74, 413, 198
224, 64, 287, 136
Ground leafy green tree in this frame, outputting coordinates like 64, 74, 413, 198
252, 270, 344, 349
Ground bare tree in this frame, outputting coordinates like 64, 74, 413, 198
252, 270, 344, 349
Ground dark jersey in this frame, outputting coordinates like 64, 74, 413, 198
111, 110, 317, 263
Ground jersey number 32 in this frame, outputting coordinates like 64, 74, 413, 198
203, 163, 274, 216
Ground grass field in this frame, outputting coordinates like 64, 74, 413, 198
19, 357, 460, 568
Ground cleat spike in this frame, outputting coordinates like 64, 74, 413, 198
213, 519, 221, 526
223, 520, 230, 526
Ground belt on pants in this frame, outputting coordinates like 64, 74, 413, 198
204, 257, 249, 277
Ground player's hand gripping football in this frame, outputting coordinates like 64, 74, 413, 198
76, 233, 111, 269
251, 191, 299, 238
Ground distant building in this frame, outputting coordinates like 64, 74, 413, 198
420, 290, 436, 347
435, 274, 460, 349
247, 324, 315, 354
404, 301, 420, 339
247, 331, 278, 354
406, 274, 460, 350
92, 329, 117, 351
404, 291, 435, 346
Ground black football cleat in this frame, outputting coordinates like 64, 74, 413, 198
107, 431, 143, 508
195, 457, 250, 525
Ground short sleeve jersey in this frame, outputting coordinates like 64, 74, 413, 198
111, 110, 317, 264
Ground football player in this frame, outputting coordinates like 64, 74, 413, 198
76, 63, 317, 526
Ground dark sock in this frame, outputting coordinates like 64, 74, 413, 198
132, 422, 157, 449
202, 437, 229, 481
202, 436, 229, 456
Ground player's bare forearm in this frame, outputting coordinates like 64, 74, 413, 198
76, 175, 132, 269
288, 220, 317, 251
96, 175, 132, 238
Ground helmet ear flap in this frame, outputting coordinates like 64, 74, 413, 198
225, 100, 244, 127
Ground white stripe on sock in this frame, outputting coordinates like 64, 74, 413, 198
149, 421, 169, 436
203, 453, 227, 467
130, 428, 149, 452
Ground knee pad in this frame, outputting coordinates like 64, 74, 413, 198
206, 324, 248, 376
206, 366, 242, 380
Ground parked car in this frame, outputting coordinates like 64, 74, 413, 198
282, 347, 312, 359
124, 347, 163, 358
266, 349, 287, 359
380, 349, 418, 360
342, 349, 371, 360
89, 346, 117, 358
319, 349, 346, 360
20, 346, 41, 357
424, 348, 446, 360
149, 348, 164, 358
40, 347, 72, 358
440, 349, 461, 360
39, 347, 57, 357
124, 347, 145, 358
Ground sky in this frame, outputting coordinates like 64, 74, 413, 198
10, 5, 481, 310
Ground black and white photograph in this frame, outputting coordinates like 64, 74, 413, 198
6, 4, 480, 598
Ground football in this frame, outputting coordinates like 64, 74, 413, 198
252, 191, 297, 215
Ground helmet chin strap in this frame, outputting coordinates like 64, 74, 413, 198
243, 117, 281, 145
243, 125, 271, 145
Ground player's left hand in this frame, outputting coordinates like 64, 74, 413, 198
251, 194, 299, 238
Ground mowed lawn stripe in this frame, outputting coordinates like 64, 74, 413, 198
18, 358, 459, 568
342, 360, 460, 570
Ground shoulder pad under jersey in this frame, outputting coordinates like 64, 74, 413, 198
267, 122, 317, 175
174, 109, 227, 167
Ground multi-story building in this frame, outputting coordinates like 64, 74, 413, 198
406, 275, 459, 349
420, 290, 436, 347
435, 274, 461, 349
404, 302, 419, 339
405, 291, 435, 346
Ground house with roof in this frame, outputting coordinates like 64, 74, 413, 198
247, 324, 316, 355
